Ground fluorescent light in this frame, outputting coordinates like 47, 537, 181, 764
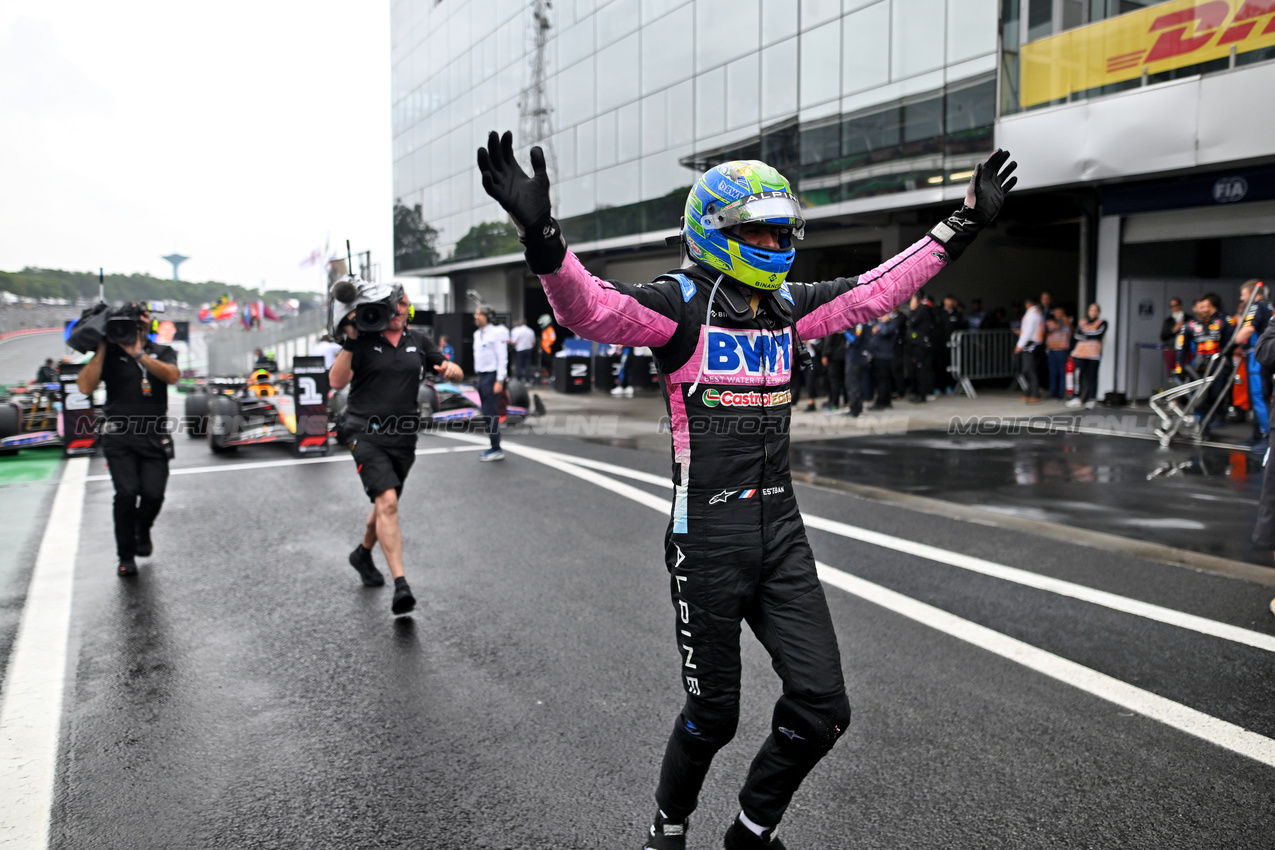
926, 175, 944, 184
949, 170, 974, 180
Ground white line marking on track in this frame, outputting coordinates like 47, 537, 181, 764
434, 433, 1275, 768
0, 457, 88, 847
83, 444, 484, 481
447, 438, 1275, 655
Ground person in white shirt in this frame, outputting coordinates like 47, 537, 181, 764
472, 306, 510, 461
311, 334, 343, 370
510, 318, 537, 383
1015, 297, 1045, 403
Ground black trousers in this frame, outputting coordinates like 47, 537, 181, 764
103, 440, 170, 559
844, 356, 863, 416
825, 359, 845, 409
657, 488, 850, 827
476, 372, 501, 450
1076, 358, 1099, 403
871, 358, 894, 407
907, 345, 933, 399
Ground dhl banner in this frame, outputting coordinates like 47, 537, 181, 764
1020, 0, 1275, 108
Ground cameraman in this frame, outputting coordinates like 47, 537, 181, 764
77, 304, 180, 577
329, 285, 462, 616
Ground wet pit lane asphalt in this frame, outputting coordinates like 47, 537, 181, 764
789, 429, 1271, 567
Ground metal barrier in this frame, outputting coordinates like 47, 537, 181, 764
948, 329, 1018, 398
204, 313, 326, 376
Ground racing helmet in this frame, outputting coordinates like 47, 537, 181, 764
683, 161, 805, 291
250, 368, 271, 383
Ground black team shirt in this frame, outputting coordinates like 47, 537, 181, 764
100, 342, 179, 445
345, 328, 445, 444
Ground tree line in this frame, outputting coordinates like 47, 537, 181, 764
0, 267, 316, 307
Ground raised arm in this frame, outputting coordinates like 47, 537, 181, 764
478, 130, 677, 347
795, 150, 1017, 340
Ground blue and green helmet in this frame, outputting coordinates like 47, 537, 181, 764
683, 161, 805, 291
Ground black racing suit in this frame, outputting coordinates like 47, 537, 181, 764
534, 237, 950, 826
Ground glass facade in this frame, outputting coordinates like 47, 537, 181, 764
391, 0, 1000, 270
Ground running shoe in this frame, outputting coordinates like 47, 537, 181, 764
391, 579, 416, 615
117, 557, 138, 578
642, 812, 687, 850
479, 449, 505, 462
723, 817, 786, 849
349, 544, 385, 587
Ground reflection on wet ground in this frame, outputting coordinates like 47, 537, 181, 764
791, 431, 1271, 567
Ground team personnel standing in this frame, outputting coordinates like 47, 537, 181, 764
510, 317, 537, 383
1067, 303, 1106, 409
77, 304, 180, 576
1234, 280, 1271, 443
478, 131, 1016, 850
328, 283, 463, 615
472, 306, 510, 461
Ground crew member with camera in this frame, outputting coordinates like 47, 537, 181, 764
328, 278, 463, 616
76, 303, 180, 577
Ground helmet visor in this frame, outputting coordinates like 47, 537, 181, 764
702, 192, 805, 239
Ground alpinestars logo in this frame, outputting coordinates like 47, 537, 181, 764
777, 726, 805, 741
709, 489, 737, 504
542, 224, 556, 238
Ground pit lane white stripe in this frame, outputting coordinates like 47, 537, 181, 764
813, 562, 1275, 768
0, 457, 88, 847
495, 446, 1275, 655
83, 445, 484, 481
436, 434, 1275, 768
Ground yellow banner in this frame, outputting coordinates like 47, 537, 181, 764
1020, 0, 1275, 108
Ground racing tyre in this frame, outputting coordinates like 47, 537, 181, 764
505, 379, 531, 426
184, 391, 210, 438
207, 395, 241, 454
418, 383, 439, 429
0, 402, 19, 457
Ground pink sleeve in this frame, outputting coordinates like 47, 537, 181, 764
796, 236, 948, 340
539, 250, 678, 347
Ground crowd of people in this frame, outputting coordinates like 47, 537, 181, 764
757, 289, 1105, 414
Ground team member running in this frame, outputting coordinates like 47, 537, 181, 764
329, 283, 463, 616
77, 304, 180, 577
478, 130, 1017, 849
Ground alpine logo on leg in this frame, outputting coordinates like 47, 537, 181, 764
709, 489, 737, 504
674, 544, 685, 568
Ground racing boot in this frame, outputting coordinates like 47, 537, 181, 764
723, 816, 787, 849
117, 557, 138, 578
349, 544, 385, 587
391, 577, 416, 615
642, 811, 687, 850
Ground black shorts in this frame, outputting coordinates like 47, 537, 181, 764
351, 438, 416, 501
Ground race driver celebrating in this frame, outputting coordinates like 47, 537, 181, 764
478, 131, 1016, 850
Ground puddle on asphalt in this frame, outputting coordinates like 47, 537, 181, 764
791, 430, 1271, 566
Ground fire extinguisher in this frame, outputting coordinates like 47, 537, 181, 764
1065, 357, 1075, 398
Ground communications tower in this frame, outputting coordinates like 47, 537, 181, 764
518, 0, 557, 180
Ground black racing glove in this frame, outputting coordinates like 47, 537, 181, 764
477, 130, 567, 275
928, 149, 1018, 262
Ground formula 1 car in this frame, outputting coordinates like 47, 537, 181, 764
0, 381, 99, 457
328, 376, 541, 441
420, 377, 540, 426
183, 369, 330, 456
